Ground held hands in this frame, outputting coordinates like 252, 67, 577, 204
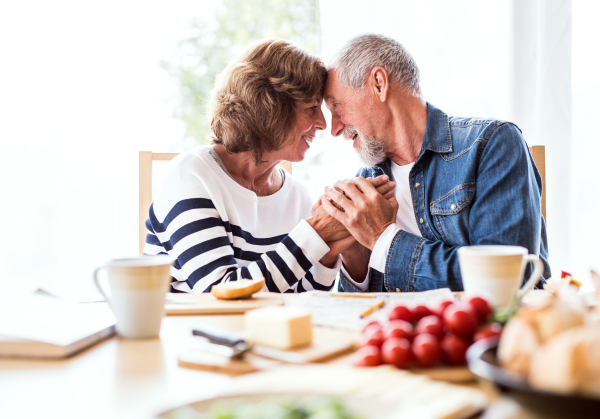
321, 176, 399, 251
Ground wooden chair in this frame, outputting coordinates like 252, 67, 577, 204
528, 145, 546, 223
139, 151, 293, 254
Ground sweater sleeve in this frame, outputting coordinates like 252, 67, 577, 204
143, 197, 333, 294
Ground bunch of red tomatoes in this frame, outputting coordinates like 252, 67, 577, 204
355, 296, 502, 369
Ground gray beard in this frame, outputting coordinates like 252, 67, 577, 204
356, 132, 387, 167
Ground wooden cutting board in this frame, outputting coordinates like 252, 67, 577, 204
178, 327, 357, 375
165, 292, 283, 315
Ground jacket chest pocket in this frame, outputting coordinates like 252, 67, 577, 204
430, 183, 476, 246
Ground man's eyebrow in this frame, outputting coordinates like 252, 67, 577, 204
325, 94, 335, 101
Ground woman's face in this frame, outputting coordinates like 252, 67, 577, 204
278, 99, 327, 162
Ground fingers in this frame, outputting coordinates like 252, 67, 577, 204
311, 198, 322, 215
325, 183, 356, 210
352, 176, 381, 199
365, 175, 389, 188
321, 197, 349, 225
375, 180, 395, 197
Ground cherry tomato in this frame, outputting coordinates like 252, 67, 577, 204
383, 319, 414, 341
431, 300, 454, 319
415, 315, 444, 340
381, 337, 412, 369
354, 345, 381, 367
441, 334, 469, 365
412, 304, 433, 321
361, 320, 382, 335
412, 333, 442, 368
443, 304, 477, 336
466, 296, 492, 323
389, 304, 414, 323
360, 328, 384, 347
474, 322, 503, 342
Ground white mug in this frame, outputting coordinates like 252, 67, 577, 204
458, 245, 544, 307
94, 255, 172, 339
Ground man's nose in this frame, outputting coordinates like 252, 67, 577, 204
330, 112, 344, 137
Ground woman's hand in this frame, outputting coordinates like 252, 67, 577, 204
320, 235, 357, 268
307, 205, 351, 242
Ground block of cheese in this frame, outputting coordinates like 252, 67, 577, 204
244, 306, 312, 350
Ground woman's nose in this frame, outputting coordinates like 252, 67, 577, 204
314, 106, 327, 131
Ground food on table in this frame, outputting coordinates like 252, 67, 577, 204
443, 304, 477, 336
466, 296, 492, 323
359, 328, 384, 347
412, 304, 433, 321
543, 270, 582, 294
388, 304, 414, 323
473, 322, 502, 342
381, 337, 412, 369
415, 315, 444, 340
355, 345, 381, 367
412, 333, 442, 368
383, 320, 414, 341
244, 306, 312, 349
529, 326, 600, 397
356, 297, 500, 369
205, 397, 363, 419
441, 334, 469, 365
498, 285, 585, 375
497, 282, 600, 396
210, 278, 265, 300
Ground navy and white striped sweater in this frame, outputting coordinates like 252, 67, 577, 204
143, 146, 340, 293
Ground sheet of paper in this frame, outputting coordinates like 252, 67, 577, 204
284, 288, 455, 331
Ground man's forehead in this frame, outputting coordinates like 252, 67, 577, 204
324, 70, 342, 101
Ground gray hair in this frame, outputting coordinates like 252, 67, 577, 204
328, 33, 422, 97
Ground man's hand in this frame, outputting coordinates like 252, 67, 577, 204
320, 234, 357, 268
321, 177, 399, 250
311, 175, 396, 215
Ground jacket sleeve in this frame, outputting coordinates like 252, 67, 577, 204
384, 123, 550, 292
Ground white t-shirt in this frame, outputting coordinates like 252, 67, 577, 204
344, 161, 422, 290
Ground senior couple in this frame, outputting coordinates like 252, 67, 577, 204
144, 34, 551, 294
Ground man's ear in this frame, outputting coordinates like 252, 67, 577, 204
370, 67, 389, 102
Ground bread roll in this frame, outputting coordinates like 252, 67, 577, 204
210, 279, 265, 300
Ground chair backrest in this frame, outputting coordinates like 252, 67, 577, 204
528, 145, 546, 223
139, 151, 293, 254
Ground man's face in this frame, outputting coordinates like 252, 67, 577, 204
324, 70, 387, 166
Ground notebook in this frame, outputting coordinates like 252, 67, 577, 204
0, 293, 115, 359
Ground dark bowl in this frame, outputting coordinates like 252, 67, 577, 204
467, 337, 600, 418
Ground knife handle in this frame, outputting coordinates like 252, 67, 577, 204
192, 325, 245, 347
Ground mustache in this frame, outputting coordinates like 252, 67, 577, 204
342, 125, 359, 141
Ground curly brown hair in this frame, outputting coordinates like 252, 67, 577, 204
208, 38, 327, 164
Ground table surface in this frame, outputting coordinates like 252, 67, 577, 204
0, 308, 542, 419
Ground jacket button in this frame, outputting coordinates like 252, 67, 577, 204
451, 204, 456, 210
419, 218, 424, 224
396, 288, 401, 292
415, 182, 420, 187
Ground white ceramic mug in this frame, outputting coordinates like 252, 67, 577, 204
94, 255, 172, 339
458, 245, 544, 307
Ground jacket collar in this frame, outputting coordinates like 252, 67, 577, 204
421, 102, 452, 154
372, 102, 451, 177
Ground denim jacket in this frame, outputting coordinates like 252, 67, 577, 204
338, 103, 550, 293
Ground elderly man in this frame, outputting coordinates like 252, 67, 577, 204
320, 33, 550, 293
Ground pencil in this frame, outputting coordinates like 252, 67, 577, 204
359, 300, 386, 318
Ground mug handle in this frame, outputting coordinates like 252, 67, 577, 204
516, 255, 544, 300
93, 266, 112, 309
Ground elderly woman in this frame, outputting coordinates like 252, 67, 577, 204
143, 38, 392, 293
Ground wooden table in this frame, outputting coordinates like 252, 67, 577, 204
0, 311, 540, 419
